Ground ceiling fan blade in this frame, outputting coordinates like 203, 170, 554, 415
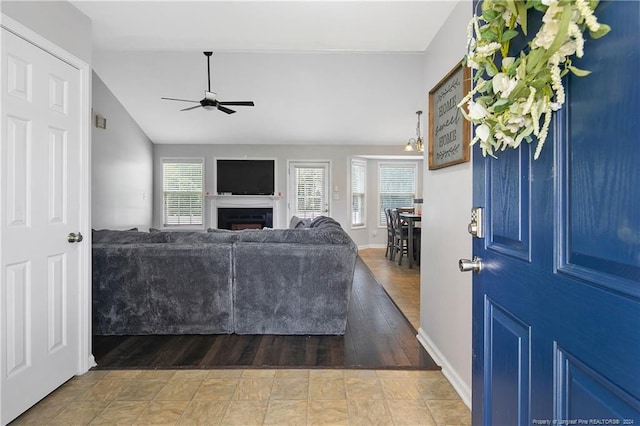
161, 97, 200, 103
217, 101, 255, 106
180, 105, 203, 111
217, 105, 236, 114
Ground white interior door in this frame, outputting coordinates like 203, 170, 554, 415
1, 26, 85, 424
288, 161, 330, 220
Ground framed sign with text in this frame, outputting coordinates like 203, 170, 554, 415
428, 62, 471, 170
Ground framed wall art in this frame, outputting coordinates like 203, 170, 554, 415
428, 61, 471, 170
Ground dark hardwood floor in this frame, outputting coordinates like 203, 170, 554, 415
92, 258, 439, 370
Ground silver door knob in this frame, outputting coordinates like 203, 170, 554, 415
68, 232, 83, 243
459, 257, 482, 273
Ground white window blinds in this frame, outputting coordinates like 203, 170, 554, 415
290, 162, 329, 219
351, 160, 366, 227
162, 159, 204, 226
378, 164, 416, 226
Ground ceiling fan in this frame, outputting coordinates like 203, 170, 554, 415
161, 51, 254, 114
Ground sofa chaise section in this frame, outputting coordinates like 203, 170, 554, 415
233, 227, 357, 335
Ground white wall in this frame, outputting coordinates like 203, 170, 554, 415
92, 72, 153, 230
1, 1, 92, 65
418, 0, 473, 408
153, 144, 421, 246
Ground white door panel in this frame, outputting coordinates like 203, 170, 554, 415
1, 27, 83, 425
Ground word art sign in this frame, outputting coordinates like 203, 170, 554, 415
428, 62, 470, 170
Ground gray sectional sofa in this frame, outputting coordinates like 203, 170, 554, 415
92, 216, 357, 336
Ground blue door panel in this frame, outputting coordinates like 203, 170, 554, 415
555, 347, 640, 421
487, 146, 532, 261
485, 298, 531, 426
559, 0, 640, 292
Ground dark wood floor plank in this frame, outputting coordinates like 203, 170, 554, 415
198, 334, 233, 367
92, 257, 440, 370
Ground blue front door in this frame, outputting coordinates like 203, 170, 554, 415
471, 2, 640, 425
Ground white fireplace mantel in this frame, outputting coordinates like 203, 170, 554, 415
207, 195, 283, 229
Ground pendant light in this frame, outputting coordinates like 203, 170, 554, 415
404, 110, 424, 152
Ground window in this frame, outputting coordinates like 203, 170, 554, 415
378, 163, 416, 226
351, 159, 366, 227
288, 162, 330, 219
162, 159, 204, 226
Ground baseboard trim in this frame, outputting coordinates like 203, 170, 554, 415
81, 354, 97, 374
357, 244, 387, 250
417, 327, 471, 409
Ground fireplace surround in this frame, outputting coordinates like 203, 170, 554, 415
208, 194, 282, 229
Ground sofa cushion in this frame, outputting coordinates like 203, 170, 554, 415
92, 229, 169, 244
235, 228, 353, 245
165, 231, 238, 244
308, 216, 342, 230
288, 216, 311, 229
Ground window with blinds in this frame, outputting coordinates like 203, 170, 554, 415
351, 159, 366, 227
289, 162, 329, 219
162, 159, 204, 226
378, 163, 416, 226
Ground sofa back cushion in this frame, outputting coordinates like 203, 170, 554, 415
236, 228, 353, 245
92, 229, 170, 244
165, 230, 238, 244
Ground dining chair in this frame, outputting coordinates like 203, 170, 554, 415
391, 208, 421, 266
384, 208, 394, 259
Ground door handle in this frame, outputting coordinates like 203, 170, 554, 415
68, 232, 83, 243
459, 257, 482, 273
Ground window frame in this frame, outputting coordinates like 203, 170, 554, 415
377, 162, 417, 228
350, 158, 367, 229
161, 157, 205, 229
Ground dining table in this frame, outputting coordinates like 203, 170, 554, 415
399, 212, 421, 269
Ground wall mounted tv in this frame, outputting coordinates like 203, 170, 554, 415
216, 159, 275, 195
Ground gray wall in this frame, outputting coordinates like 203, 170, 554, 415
2, 1, 92, 65
419, 0, 473, 408
92, 72, 153, 230
153, 144, 422, 246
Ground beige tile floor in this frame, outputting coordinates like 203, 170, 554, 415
12, 248, 471, 425
12, 369, 470, 425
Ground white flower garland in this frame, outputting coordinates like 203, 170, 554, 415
458, 0, 610, 159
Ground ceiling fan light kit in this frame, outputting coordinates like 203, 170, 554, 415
161, 51, 255, 114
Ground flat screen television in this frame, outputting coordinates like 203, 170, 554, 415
216, 159, 275, 195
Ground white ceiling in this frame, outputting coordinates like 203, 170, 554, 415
72, 1, 462, 145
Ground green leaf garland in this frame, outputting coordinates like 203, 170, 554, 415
458, 0, 610, 159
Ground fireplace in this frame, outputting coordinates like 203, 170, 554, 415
218, 208, 273, 230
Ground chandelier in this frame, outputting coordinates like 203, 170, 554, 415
404, 110, 424, 152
